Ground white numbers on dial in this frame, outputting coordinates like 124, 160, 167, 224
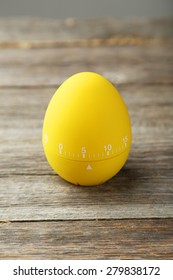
104, 144, 112, 155
81, 147, 86, 158
123, 136, 128, 147
58, 143, 63, 154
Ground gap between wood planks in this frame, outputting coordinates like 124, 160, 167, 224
0, 217, 173, 222
0, 36, 172, 49
0, 80, 173, 90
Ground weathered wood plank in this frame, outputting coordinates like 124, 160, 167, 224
0, 84, 173, 220
0, 219, 172, 259
1, 46, 172, 66
0, 175, 173, 221
0, 17, 172, 258
0, 46, 172, 87
0, 18, 172, 48
0, 85, 173, 175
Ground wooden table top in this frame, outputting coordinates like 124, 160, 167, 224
0, 17, 173, 259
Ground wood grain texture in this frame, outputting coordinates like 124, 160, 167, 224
0, 85, 173, 175
0, 175, 173, 221
0, 84, 173, 220
0, 46, 172, 87
0, 18, 172, 48
0, 219, 172, 259
0, 17, 173, 259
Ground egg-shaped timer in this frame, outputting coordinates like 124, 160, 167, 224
42, 72, 132, 186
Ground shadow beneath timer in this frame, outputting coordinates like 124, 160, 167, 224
69, 158, 144, 206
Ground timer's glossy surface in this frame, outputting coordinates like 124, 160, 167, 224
42, 72, 132, 186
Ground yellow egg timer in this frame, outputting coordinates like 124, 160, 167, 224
42, 72, 132, 186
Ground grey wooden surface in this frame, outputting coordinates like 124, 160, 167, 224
0, 219, 172, 260
0, 17, 173, 259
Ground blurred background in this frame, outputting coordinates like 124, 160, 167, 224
0, 0, 173, 18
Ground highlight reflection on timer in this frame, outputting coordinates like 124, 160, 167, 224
42, 72, 132, 186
